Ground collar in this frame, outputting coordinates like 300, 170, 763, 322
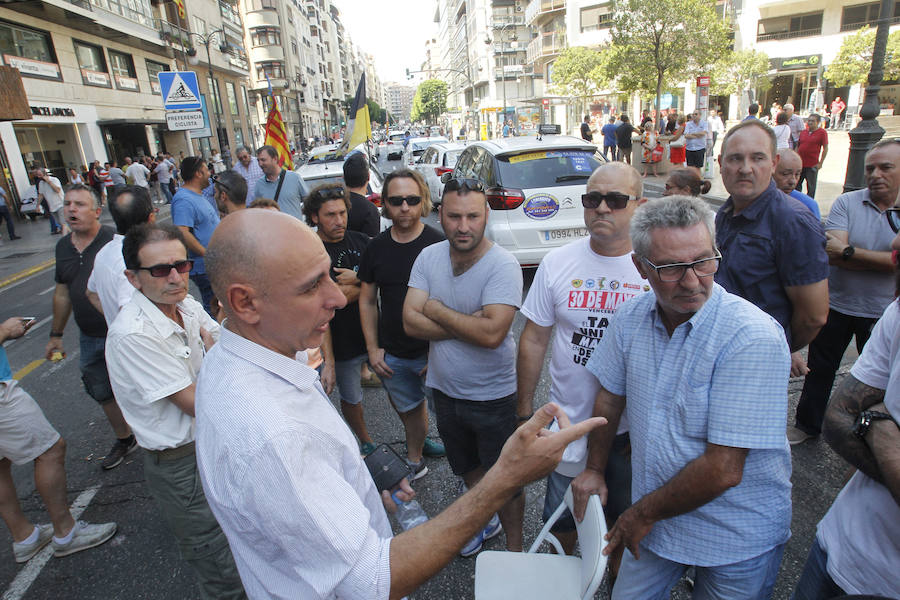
218, 327, 319, 393
722, 180, 780, 222
130, 291, 188, 339
649, 283, 723, 337
265, 168, 284, 183
859, 188, 893, 213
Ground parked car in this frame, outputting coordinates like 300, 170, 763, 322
447, 136, 607, 267
413, 141, 467, 207
402, 136, 449, 169
383, 131, 407, 160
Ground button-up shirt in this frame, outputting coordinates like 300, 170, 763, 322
684, 119, 709, 151
87, 234, 135, 327
233, 157, 264, 206
715, 181, 829, 349
195, 327, 393, 600
105, 292, 219, 450
587, 284, 792, 566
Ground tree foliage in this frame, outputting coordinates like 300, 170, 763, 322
550, 45, 612, 98
411, 79, 448, 124
710, 49, 772, 99
824, 26, 900, 87
341, 96, 387, 126
605, 0, 730, 112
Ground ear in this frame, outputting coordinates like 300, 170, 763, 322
124, 269, 142, 291
632, 254, 650, 281
226, 283, 262, 326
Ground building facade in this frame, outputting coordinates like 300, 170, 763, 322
386, 83, 415, 123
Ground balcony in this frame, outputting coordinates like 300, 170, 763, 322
526, 31, 565, 64
756, 27, 821, 42
493, 42, 522, 54
525, 0, 566, 26
156, 18, 191, 50
220, 1, 243, 35
492, 15, 525, 27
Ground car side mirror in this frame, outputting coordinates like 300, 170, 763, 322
440, 171, 454, 184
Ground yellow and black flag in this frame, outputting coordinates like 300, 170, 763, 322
340, 74, 371, 154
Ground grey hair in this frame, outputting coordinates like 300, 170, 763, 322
630, 195, 716, 258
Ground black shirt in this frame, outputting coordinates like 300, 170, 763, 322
357, 225, 445, 358
324, 230, 370, 361
616, 123, 635, 147
348, 192, 380, 238
55, 225, 115, 338
580, 122, 592, 141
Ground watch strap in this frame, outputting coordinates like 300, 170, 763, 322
854, 410, 895, 439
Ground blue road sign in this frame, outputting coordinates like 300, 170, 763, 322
158, 71, 202, 111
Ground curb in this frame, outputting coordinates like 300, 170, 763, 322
0, 257, 56, 290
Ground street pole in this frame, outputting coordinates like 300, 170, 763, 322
191, 29, 225, 157
844, 0, 892, 192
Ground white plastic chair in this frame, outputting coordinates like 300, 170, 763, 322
474, 485, 608, 600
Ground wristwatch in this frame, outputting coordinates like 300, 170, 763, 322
853, 410, 896, 439
842, 245, 855, 260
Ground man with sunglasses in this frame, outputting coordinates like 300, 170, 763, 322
575, 195, 792, 599
789, 139, 899, 445
211, 170, 248, 216
105, 223, 245, 599
404, 177, 525, 556
358, 169, 445, 478
303, 184, 377, 455
520, 163, 646, 570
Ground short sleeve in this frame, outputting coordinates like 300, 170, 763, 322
585, 311, 627, 396
171, 198, 196, 228
87, 269, 98, 293
777, 209, 829, 288
363, 205, 380, 238
824, 195, 849, 232
106, 333, 193, 404
482, 253, 522, 309
407, 248, 431, 293
850, 302, 899, 390
521, 259, 555, 327
357, 240, 377, 284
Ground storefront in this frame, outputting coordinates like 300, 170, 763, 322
761, 54, 823, 116
99, 120, 163, 164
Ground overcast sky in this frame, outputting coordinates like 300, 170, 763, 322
331, 0, 437, 85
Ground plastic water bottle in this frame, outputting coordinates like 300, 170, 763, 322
391, 492, 428, 530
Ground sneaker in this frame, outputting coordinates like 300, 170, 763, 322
460, 514, 502, 558
787, 426, 814, 445
406, 458, 428, 481
13, 524, 53, 563
422, 438, 446, 458
482, 514, 502, 542
101, 436, 138, 470
359, 441, 378, 457
9, 235, 21, 240
52, 521, 117, 557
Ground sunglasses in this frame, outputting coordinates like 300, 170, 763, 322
581, 191, 636, 210
443, 178, 485, 194
887, 207, 900, 233
385, 195, 422, 207
312, 186, 345, 201
135, 260, 194, 278
210, 174, 230, 191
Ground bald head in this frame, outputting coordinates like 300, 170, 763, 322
773, 149, 802, 194
588, 161, 643, 199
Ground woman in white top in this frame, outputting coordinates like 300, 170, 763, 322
68, 168, 83, 185
773, 111, 792, 149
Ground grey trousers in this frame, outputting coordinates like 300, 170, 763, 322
143, 448, 246, 600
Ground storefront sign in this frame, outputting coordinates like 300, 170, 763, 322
30, 106, 75, 117
116, 75, 139, 91
3, 55, 61, 80
771, 54, 821, 71
166, 110, 204, 131
81, 69, 111, 87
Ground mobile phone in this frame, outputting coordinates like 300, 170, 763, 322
21, 317, 36, 326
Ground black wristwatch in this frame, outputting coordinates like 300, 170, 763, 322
853, 410, 896, 439
841, 245, 855, 260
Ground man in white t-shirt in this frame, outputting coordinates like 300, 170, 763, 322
154, 156, 174, 205
32, 169, 65, 235
125, 157, 150, 188
519, 162, 647, 572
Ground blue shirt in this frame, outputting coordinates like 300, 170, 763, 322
253, 170, 306, 221
789, 189, 821, 220
587, 284, 792, 566
0, 347, 12, 382
601, 123, 619, 146
172, 187, 221, 275
715, 181, 829, 349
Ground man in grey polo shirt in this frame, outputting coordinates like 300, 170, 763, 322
253, 145, 307, 220
789, 139, 899, 444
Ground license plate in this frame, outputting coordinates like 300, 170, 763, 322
543, 228, 588, 243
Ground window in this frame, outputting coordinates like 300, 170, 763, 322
757, 12, 823, 41
0, 21, 59, 79
207, 74, 223, 114
255, 61, 285, 79
241, 84, 251, 120
146, 59, 167, 94
291, 40, 298, 56
74, 41, 110, 86
247, 0, 277, 10
226, 81, 239, 115
250, 27, 281, 46
192, 16, 206, 36
841, 2, 900, 31
580, 4, 612, 32
108, 49, 137, 91
102, 0, 154, 28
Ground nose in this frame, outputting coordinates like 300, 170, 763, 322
325, 277, 348, 310
679, 264, 702, 287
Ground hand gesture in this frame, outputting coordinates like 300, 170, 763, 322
367, 348, 393, 378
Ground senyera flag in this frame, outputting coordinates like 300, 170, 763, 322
264, 74, 293, 170
340, 74, 371, 155
173, 0, 186, 19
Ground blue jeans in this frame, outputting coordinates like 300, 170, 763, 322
79, 334, 114, 404
381, 354, 427, 413
612, 543, 785, 600
190, 273, 215, 317
334, 353, 367, 405
790, 538, 845, 600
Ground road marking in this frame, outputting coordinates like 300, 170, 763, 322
0, 260, 55, 293
12, 359, 45, 380
2, 485, 101, 600
37, 285, 55, 295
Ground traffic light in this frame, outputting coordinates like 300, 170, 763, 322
406, 68, 411, 79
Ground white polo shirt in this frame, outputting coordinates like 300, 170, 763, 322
106, 291, 220, 451
87, 234, 136, 327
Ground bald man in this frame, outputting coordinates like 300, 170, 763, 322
193, 209, 605, 599
773, 149, 821, 220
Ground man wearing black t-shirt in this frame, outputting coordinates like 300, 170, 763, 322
303, 184, 376, 455
342, 152, 380, 238
44, 184, 136, 470
358, 170, 445, 478
615, 116, 635, 165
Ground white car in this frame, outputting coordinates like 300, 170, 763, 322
402, 136, 449, 169
296, 151, 388, 231
448, 136, 607, 267
414, 142, 467, 207
383, 131, 407, 160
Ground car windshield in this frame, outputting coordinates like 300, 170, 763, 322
307, 152, 343, 164
496, 150, 602, 189
444, 150, 464, 167
303, 173, 344, 189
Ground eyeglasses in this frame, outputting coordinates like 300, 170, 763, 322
210, 175, 230, 191
311, 186, 345, 201
385, 195, 422, 207
581, 191, 636, 210
135, 260, 194, 278
886, 207, 900, 233
442, 178, 485, 194
641, 253, 722, 282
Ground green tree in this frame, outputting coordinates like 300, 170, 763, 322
410, 79, 448, 124
710, 48, 772, 101
550, 46, 612, 113
824, 26, 900, 87
606, 0, 730, 114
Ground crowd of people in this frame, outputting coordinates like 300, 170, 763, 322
0, 114, 898, 600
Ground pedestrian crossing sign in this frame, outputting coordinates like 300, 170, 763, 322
158, 71, 202, 111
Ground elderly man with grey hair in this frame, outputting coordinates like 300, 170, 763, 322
784, 103, 804, 149
572, 195, 793, 599
232, 145, 264, 206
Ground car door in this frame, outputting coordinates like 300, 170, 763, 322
417, 147, 441, 205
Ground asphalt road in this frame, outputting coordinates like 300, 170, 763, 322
0, 157, 857, 599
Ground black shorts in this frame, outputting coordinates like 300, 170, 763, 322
432, 388, 517, 477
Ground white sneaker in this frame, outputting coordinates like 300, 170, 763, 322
51, 521, 117, 558
13, 524, 53, 563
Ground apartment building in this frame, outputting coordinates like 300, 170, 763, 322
386, 82, 415, 122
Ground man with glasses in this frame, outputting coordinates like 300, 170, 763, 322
684, 110, 709, 169
519, 163, 646, 576
232, 146, 263, 207
303, 184, 377, 455
105, 223, 245, 599
795, 113, 828, 198
789, 139, 898, 445
574, 195, 792, 598
403, 177, 524, 556
715, 120, 829, 377
358, 169, 445, 479
211, 171, 248, 216
254, 145, 306, 220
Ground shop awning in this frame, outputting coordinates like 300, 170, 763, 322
97, 118, 165, 126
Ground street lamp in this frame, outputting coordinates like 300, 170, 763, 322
187, 28, 226, 156
486, 19, 519, 133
